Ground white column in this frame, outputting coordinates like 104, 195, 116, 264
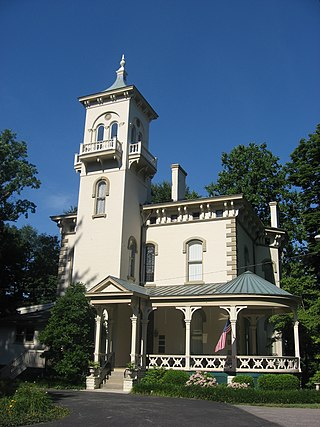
220, 305, 247, 371
94, 313, 102, 363
130, 314, 138, 364
176, 306, 201, 370
293, 309, 300, 361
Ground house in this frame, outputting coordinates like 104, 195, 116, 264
1, 56, 300, 387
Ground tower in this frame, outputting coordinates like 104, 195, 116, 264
72, 56, 158, 288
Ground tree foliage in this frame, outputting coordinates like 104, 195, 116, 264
205, 142, 287, 224
0, 130, 40, 228
151, 181, 200, 203
0, 225, 59, 315
40, 283, 95, 382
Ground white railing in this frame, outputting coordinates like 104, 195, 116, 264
237, 356, 300, 372
129, 142, 157, 168
0, 350, 45, 379
80, 138, 122, 155
147, 354, 300, 373
148, 355, 186, 370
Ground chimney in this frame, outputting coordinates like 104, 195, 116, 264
269, 201, 279, 228
171, 164, 187, 201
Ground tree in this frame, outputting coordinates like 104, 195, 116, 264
0, 225, 60, 315
0, 130, 40, 228
285, 124, 320, 273
205, 143, 287, 224
40, 283, 95, 382
151, 181, 200, 203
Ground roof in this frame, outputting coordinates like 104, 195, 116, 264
148, 271, 295, 299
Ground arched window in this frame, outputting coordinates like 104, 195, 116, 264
96, 125, 104, 142
145, 244, 155, 282
128, 237, 137, 279
93, 178, 109, 216
262, 259, 275, 284
187, 240, 203, 282
110, 122, 118, 139
131, 126, 136, 143
138, 132, 143, 142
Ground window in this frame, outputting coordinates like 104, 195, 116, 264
110, 122, 118, 139
15, 327, 35, 344
145, 244, 155, 282
93, 178, 109, 216
131, 126, 136, 143
138, 132, 143, 142
128, 237, 137, 279
187, 240, 203, 282
96, 125, 104, 141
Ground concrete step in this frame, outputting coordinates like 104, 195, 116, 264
102, 368, 125, 390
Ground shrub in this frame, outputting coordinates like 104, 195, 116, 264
228, 382, 249, 389
307, 371, 320, 388
162, 370, 189, 385
186, 371, 217, 387
231, 375, 254, 388
258, 374, 300, 391
0, 383, 68, 427
132, 382, 320, 404
140, 367, 166, 385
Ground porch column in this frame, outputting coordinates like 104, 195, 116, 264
94, 312, 102, 363
130, 314, 138, 364
293, 311, 300, 364
103, 308, 113, 359
220, 305, 247, 371
176, 306, 201, 370
140, 319, 149, 369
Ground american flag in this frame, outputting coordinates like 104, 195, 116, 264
214, 319, 231, 353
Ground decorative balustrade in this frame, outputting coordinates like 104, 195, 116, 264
147, 354, 300, 373
80, 138, 122, 155
129, 142, 157, 168
237, 356, 300, 372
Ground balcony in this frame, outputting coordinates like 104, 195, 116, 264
74, 138, 122, 169
128, 142, 157, 177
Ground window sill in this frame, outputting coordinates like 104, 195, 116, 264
92, 213, 107, 219
184, 280, 205, 285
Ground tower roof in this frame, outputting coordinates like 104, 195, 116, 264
104, 54, 128, 91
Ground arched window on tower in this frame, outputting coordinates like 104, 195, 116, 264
110, 122, 118, 139
145, 243, 155, 282
93, 178, 109, 216
96, 125, 104, 142
131, 126, 136, 143
128, 237, 137, 279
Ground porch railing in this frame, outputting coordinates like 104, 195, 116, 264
147, 354, 300, 373
129, 142, 157, 168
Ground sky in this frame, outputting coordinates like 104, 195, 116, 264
1, 0, 320, 237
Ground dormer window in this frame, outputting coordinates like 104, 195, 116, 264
96, 125, 104, 142
110, 122, 118, 139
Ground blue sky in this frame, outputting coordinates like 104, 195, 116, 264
1, 0, 320, 236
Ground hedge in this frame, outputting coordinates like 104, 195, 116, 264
132, 383, 320, 404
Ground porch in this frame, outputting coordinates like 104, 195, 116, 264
86, 272, 301, 389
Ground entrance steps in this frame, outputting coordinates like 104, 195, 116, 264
101, 368, 126, 392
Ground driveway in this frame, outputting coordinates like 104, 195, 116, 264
36, 390, 320, 427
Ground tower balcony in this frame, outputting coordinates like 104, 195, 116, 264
74, 138, 122, 170
128, 142, 157, 177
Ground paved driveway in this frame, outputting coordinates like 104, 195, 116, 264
37, 390, 320, 427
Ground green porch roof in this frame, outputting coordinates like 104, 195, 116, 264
148, 271, 294, 298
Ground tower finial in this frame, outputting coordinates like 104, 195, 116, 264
119, 54, 125, 69
104, 54, 128, 91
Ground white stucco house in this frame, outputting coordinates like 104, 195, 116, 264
0, 56, 301, 388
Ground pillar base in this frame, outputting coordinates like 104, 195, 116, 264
86, 375, 100, 390
123, 378, 137, 392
